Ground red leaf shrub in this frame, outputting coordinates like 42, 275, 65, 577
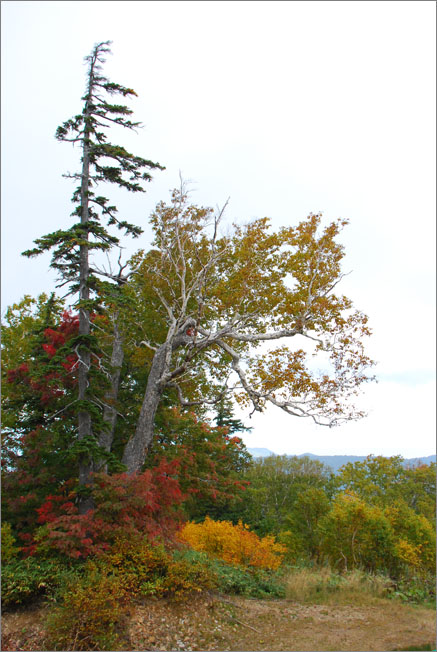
35, 460, 185, 559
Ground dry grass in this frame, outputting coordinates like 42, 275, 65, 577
285, 566, 394, 606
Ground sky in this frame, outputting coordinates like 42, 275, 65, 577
1, 1, 435, 458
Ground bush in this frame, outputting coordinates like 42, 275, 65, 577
179, 516, 286, 570
97, 535, 217, 600
1, 556, 81, 608
1, 522, 19, 564
213, 562, 286, 598
34, 461, 185, 559
391, 571, 436, 605
174, 549, 286, 598
45, 564, 128, 651
162, 557, 218, 599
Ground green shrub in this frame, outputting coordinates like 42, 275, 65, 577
393, 645, 435, 651
1, 556, 82, 608
390, 571, 436, 606
174, 548, 286, 598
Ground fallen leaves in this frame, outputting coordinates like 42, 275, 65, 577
2, 594, 435, 651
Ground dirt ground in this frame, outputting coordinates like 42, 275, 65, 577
2, 594, 436, 651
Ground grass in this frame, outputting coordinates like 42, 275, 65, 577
285, 566, 394, 606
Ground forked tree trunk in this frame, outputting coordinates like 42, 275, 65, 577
121, 342, 170, 473
122, 323, 195, 474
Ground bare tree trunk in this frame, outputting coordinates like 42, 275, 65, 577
77, 54, 96, 514
97, 316, 124, 472
121, 342, 170, 473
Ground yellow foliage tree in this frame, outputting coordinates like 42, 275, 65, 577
121, 186, 375, 473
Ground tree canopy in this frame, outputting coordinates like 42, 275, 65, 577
119, 186, 375, 471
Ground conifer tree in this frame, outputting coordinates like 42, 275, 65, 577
214, 395, 253, 435
23, 41, 163, 511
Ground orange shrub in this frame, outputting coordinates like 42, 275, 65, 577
178, 516, 286, 570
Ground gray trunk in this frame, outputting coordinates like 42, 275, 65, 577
122, 342, 170, 473
97, 316, 124, 472
122, 323, 195, 474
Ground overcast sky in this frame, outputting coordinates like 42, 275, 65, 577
2, 1, 435, 458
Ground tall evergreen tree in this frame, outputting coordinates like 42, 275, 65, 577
23, 41, 163, 511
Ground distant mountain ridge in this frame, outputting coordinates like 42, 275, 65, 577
246, 448, 436, 473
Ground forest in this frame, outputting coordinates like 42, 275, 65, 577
2, 42, 436, 652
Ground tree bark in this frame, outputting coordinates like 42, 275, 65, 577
122, 341, 170, 473
97, 315, 124, 472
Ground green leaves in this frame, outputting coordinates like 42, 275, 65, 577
2, 557, 81, 608
102, 81, 138, 97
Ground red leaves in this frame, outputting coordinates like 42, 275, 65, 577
6, 363, 29, 382
5, 311, 80, 410
34, 464, 185, 559
44, 327, 66, 347
36, 495, 76, 524
42, 343, 57, 357
58, 311, 79, 336
61, 354, 77, 372
148, 409, 251, 515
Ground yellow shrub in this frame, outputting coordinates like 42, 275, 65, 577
179, 517, 286, 570
1, 522, 19, 564
395, 539, 422, 568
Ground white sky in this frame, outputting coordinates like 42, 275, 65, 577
1, 1, 435, 457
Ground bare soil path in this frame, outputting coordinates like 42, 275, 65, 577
2, 595, 435, 651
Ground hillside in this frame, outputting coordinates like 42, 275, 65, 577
247, 449, 436, 473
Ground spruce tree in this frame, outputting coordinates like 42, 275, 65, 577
23, 41, 164, 511
214, 396, 253, 435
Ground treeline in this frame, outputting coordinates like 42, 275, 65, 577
224, 454, 436, 579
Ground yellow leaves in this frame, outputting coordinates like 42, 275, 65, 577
395, 539, 422, 568
123, 190, 375, 426
248, 347, 311, 397
1, 523, 19, 564
178, 516, 286, 570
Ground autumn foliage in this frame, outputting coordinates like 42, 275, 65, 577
147, 408, 251, 520
178, 517, 286, 570
34, 461, 184, 559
